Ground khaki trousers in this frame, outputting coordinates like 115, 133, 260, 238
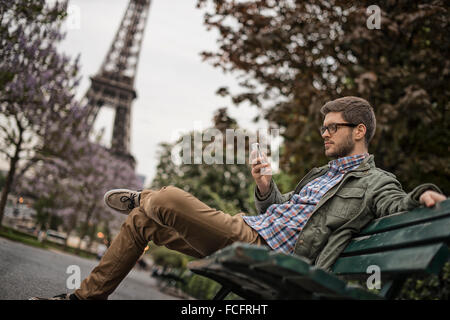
74, 186, 268, 299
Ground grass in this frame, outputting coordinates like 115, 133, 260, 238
0, 226, 97, 260
0, 226, 46, 247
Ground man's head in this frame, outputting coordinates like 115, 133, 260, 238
319, 96, 376, 158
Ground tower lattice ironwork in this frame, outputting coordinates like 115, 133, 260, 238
82, 0, 151, 166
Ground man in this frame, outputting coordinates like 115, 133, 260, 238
32, 96, 446, 300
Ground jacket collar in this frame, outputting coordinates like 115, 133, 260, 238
353, 154, 375, 172
328, 153, 369, 173
317, 154, 375, 174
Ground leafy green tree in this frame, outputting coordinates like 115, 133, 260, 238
151, 108, 262, 215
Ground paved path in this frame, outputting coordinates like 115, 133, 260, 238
0, 237, 178, 300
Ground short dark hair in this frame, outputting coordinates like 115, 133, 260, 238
320, 96, 376, 146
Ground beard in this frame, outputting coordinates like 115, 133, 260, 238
325, 133, 355, 159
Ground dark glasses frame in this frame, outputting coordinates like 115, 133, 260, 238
319, 123, 357, 135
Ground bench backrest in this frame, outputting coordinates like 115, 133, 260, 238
331, 200, 450, 279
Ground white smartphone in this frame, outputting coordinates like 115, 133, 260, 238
251, 143, 269, 174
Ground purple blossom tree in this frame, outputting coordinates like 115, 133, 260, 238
1, 1, 141, 248
0, 0, 82, 227
18, 114, 142, 248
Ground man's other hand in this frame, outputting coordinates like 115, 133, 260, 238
419, 190, 447, 207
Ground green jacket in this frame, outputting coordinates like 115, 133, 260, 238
254, 155, 442, 271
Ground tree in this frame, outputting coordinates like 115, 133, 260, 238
197, 0, 449, 195
0, 0, 81, 227
151, 108, 263, 215
18, 124, 142, 249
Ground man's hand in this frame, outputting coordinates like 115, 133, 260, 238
250, 150, 272, 196
419, 190, 447, 207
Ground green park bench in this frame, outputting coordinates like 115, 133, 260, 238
188, 199, 450, 300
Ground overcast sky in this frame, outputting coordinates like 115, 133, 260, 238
59, 0, 266, 186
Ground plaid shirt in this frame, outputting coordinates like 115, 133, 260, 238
242, 153, 369, 254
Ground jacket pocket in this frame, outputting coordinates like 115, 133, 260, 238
329, 187, 366, 219
324, 213, 349, 230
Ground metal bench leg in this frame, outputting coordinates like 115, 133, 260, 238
213, 286, 232, 300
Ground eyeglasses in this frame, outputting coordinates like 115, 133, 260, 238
319, 123, 357, 135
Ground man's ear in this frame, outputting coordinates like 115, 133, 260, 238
354, 124, 367, 141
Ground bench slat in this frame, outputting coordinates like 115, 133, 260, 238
343, 216, 450, 255
332, 243, 449, 275
266, 251, 312, 274
192, 267, 275, 299
283, 268, 347, 296
189, 243, 383, 299
190, 251, 307, 299
343, 283, 383, 300
360, 200, 450, 236
189, 244, 302, 299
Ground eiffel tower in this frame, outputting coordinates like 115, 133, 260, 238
82, 0, 152, 166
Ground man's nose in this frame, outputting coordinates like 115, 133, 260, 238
321, 129, 330, 139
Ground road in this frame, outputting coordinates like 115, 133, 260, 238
0, 237, 179, 300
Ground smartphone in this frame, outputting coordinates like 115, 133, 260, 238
251, 143, 269, 174
251, 143, 264, 162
